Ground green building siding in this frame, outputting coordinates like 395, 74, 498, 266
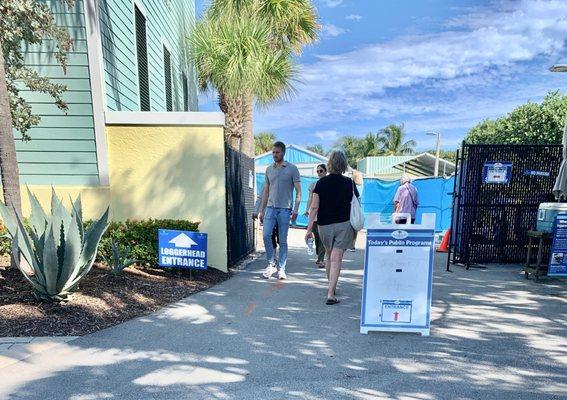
99, 0, 198, 112
14, 0, 99, 186
13, 0, 199, 186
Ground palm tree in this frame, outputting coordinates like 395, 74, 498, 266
306, 144, 325, 156
202, 0, 319, 156
356, 132, 381, 157
335, 135, 363, 169
255, 131, 277, 155
190, 15, 296, 152
376, 124, 416, 156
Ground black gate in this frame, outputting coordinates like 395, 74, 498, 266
225, 146, 255, 266
450, 144, 562, 266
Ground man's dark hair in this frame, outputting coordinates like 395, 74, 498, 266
273, 141, 286, 153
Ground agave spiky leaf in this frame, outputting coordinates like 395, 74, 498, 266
13, 206, 41, 274
64, 207, 110, 292
73, 195, 83, 231
51, 189, 72, 235
27, 186, 48, 237
42, 220, 59, 296
57, 208, 81, 292
70, 194, 84, 242
0, 200, 17, 238
11, 230, 49, 299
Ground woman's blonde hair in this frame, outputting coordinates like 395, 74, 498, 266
327, 150, 349, 174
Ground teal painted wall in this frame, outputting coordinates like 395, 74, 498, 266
99, 0, 198, 112
15, 0, 99, 186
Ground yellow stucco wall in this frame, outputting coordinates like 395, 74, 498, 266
10, 124, 227, 272
106, 125, 228, 271
22, 186, 110, 220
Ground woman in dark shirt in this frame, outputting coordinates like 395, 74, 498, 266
305, 150, 359, 305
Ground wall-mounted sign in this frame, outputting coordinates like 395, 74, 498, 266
158, 229, 208, 270
549, 215, 567, 277
483, 162, 512, 184
524, 170, 551, 177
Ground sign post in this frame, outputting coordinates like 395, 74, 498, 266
549, 215, 567, 277
158, 229, 208, 270
360, 213, 436, 336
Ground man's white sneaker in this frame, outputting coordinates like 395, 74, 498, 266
262, 265, 277, 279
277, 270, 287, 280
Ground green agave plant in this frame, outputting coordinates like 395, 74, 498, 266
102, 238, 139, 276
0, 188, 109, 302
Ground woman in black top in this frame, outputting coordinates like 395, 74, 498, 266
305, 150, 359, 305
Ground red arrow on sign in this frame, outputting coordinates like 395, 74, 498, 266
394, 312, 399, 321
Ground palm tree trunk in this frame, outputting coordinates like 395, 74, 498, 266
0, 42, 23, 269
218, 92, 244, 150
0, 43, 23, 222
240, 93, 254, 157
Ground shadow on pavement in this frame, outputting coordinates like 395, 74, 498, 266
1, 229, 566, 400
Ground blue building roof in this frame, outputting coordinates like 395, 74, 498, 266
256, 145, 328, 166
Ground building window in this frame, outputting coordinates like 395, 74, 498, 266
135, 5, 150, 111
163, 46, 172, 111
182, 72, 188, 111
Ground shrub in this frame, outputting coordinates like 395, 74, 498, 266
0, 221, 10, 257
98, 219, 200, 267
101, 238, 139, 275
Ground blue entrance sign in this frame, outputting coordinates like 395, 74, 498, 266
549, 215, 567, 277
158, 229, 208, 270
483, 162, 512, 184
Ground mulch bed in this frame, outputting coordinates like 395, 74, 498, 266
0, 259, 229, 337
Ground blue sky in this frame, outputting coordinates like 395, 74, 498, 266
196, 0, 567, 151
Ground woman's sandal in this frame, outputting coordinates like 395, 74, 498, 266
326, 298, 340, 305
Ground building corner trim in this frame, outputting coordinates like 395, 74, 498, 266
84, 0, 110, 186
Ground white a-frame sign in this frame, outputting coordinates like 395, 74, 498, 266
361, 213, 436, 336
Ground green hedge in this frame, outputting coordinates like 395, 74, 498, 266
0, 221, 9, 257
98, 219, 200, 267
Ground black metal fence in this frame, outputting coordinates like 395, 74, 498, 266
451, 144, 562, 265
225, 146, 255, 266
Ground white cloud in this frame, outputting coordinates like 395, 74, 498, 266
322, 0, 343, 8
314, 130, 341, 142
346, 14, 362, 21
320, 24, 347, 38
256, 0, 567, 139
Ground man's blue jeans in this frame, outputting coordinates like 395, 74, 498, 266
263, 207, 291, 271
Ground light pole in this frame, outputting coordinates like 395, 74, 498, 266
427, 131, 441, 177
550, 63, 567, 202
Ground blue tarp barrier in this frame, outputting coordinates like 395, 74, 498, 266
256, 174, 454, 232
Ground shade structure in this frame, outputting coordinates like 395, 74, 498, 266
553, 116, 567, 200
392, 152, 456, 177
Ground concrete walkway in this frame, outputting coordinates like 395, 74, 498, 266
0, 229, 566, 400
0, 336, 77, 369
